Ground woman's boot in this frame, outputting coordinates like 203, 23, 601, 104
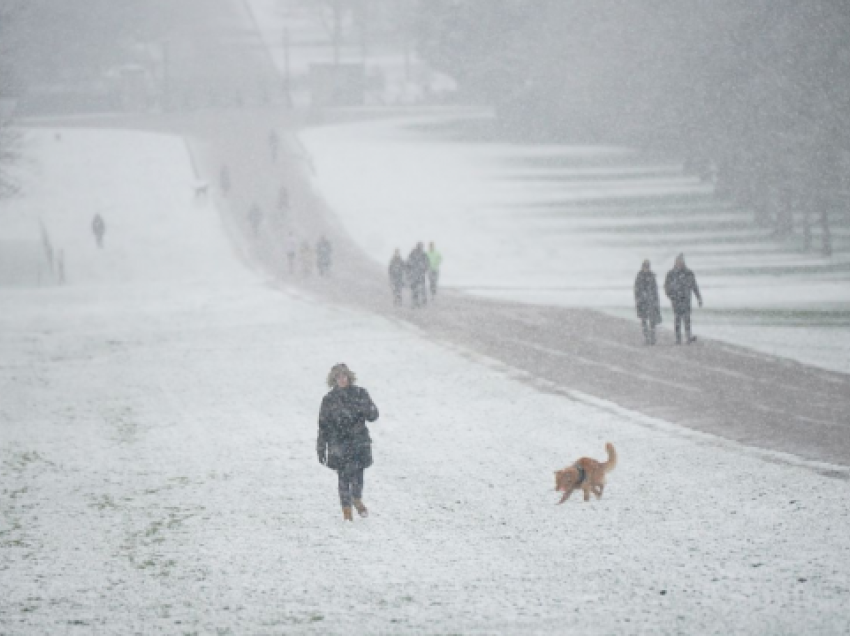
343, 506, 353, 522
353, 499, 368, 518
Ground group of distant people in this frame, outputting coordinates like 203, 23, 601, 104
388, 242, 442, 308
284, 232, 333, 277
634, 253, 703, 345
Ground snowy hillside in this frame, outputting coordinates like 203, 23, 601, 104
1, 129, 850, 634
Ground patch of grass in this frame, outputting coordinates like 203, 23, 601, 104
3, 450, 50, 473
90, 494, 117, 510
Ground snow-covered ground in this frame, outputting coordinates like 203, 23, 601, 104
2, 128, 850, 634
298, 115, 850, 374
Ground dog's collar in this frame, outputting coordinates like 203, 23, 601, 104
574, 463, 587, 485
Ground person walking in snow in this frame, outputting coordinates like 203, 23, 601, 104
664, 253, 703, 345
284, 232, 297, 274
427, 241, 442, 298
268, 130, 280, 163
91, 214, 106, 248
388, 249, 405, 306
300, 240, 314, 276
278, 185, 290, 213
316, 235, 333, 277
407, 242, 430, 308
219, 165, 231, 196
634, 260, 662, 345
317, 363, 380, 521
248, 204, 263, 237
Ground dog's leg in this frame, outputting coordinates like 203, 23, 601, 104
556, 488, 573, 505
582, 485, 591, 502
594, 484, 604, 499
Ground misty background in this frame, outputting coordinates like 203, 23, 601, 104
3, 0, 849, 253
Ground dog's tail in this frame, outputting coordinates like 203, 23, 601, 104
603, 442, 617, 472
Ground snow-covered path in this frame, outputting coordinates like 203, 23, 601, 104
2, 129, 850, 633
298, 116, 850, 375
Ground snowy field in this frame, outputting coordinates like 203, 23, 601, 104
2, 129, 850, 634
298, 116, 850, 374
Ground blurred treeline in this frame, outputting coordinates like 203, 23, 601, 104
415, 0, 850, 252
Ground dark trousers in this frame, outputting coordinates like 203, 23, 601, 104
674, 310, 692, 343
337, 467, 364, 507
641, 319, 657, 345
411, 279, 427, 308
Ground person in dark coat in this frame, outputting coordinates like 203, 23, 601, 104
268, 130, 280, 163
634, 260, 662, 345
388, 248, 405, 306
248, 204, 263, 237
664, 253, 703, 344
277, 185, 289, 213
317, 363, 379, 521
316, 235, 332, 277
407, 242, 430, 308
91, 214, 106, 248
219, 165, 231, 196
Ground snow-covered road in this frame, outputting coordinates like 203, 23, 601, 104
2, 128, 850, 634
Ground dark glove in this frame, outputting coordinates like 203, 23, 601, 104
318, 448, 327, 465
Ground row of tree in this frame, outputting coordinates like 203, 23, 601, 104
415, 0, 850, 254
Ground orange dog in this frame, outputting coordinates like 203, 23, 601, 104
554, 443, 617, 504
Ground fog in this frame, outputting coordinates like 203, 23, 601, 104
2, 1, 850, 633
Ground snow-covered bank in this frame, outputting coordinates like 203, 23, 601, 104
298, 115, 850, 374
2, 129, 850, 634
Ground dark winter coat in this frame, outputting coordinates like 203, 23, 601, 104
634, 271, 662, 325
664, 267, 702, 314
317, 386, 379, 471
317, 238, 332, 268
389, 255, 404, 289
92, 215, 105, 236
407, 248, 429, 283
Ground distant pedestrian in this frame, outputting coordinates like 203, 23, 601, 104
268, 130, 280, 163
300, 240, 314, 276
248, 204, 263, 236
92, 214, 106, 248
407, 242, 430, 308
664, 253, 703, 345
388, 249, 405, 306
220, 165, 231, 195
278, 185, 290, 213
284, 232, 297, 274
427, 241, 442, 298
57, 250, 65, 285
317, 363, 380, 522
634, 260, 661, 345
317, 235, 332, 277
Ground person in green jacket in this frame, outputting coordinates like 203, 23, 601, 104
427, 241, 443, 297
